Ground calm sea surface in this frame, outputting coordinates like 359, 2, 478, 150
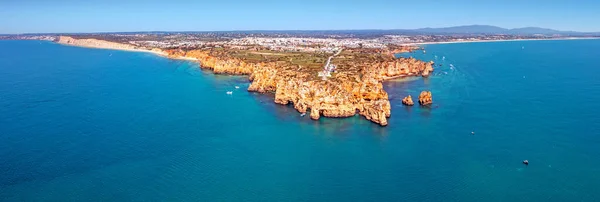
1, 39, 600, 201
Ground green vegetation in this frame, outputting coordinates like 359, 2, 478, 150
226, 50, 328, 71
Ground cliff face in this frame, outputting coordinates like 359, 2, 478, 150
368, 58, 434, 79
169, 49, 432, 126
177, 50, 256, 74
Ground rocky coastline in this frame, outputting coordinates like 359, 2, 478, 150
57, 36, 434, 126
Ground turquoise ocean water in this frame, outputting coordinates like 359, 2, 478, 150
1, 39, 600, 201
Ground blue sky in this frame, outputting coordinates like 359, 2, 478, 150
1, 0, 599, 34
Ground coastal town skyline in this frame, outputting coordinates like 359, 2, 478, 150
2, 0, 600, 34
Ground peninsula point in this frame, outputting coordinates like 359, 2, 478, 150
55, 35, 433, 126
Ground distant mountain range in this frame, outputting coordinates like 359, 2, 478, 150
408, 25, 593, 35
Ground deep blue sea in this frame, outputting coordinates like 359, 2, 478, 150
1, 39, 600, 201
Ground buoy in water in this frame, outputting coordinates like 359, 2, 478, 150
523, 160, 529, 165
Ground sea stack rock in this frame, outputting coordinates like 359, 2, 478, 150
310, 107, 320, 120
418, 91, 433, 105
402, 95, 414, 106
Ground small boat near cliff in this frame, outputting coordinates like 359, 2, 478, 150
300, 113, 306, 117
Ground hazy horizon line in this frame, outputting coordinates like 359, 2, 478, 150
3, 24, 599, 35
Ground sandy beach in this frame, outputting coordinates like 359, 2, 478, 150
56, 36, 198, 61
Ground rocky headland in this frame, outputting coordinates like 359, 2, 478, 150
57, 36, 434, 126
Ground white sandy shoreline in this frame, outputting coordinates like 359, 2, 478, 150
55, 37, 199, 62
58, 43, 200, 62
406, 37, 600, 46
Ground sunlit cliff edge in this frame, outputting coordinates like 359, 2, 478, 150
57, 36, 433, 126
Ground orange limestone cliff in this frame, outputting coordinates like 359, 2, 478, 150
55, 36, 434, 126
168, 49, 433, 126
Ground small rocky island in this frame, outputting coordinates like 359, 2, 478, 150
418, 91, 433, 106
57, 35, 434, 126
402, 95, 415, 106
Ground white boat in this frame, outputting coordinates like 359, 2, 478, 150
300, 113, 306, 117
235, 86, 240, 89
226, 91, 233, 95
